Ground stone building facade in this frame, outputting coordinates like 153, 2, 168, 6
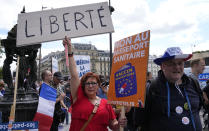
147, 55, 161, 78
39, 43, 110, 80
39, 43, 161, 80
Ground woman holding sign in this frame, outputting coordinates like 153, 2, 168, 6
63, 36, 126, 131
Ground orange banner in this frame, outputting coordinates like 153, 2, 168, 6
108, 30, 150, 107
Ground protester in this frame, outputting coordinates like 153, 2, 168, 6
97, 81, 109, 99
64, 76, 71, 125
38, 70, 53, 94
189, 56, 206, 129
41, 70, 52, 85
0, 80, 5, 98
190, 57, 206, 89
124, 71, 152, 131
203, 79, 209, 130
34, 70, 55, 130
141, 47, 203, 131
50, 71, 66, 131
38, 70, 66, 131
63, 36, 127, 131
125, 106, 144, 131
0, 80, 5, 123
146, 71, 153, 91
146, 72, 152, 84
203, 79, 209, 105
99, 75, 105, 84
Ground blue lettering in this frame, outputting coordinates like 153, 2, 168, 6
76, 60, 90, 65
80, 65, 85, 71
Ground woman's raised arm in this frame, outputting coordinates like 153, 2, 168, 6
63, 36, 80, 104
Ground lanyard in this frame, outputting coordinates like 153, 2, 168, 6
166, 82, 170, 117
184, 87, 196, 131
166, 82, 196, 131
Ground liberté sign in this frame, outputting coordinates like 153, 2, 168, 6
17, 2, 114, 46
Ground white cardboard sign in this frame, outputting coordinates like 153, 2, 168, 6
74, 55, 91, 78
17, 2, 114, 47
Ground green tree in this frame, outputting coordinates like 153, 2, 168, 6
0, 39, 5, 80
0, 66, 2, 79
0, 47, 3, 57
0, 39, 5, 58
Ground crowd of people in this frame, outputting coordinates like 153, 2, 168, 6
0, 80, 6, 123
0, 37, 209, 131
39, 69, 69, 130
60, 37, 209, 131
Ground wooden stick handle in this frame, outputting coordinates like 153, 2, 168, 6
120, 106, 125, 131
9, 56, 20, 122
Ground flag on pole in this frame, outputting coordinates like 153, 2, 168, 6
33, 83, 57, 131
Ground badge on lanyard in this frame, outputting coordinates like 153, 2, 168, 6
182, 117, 190, 125
184, 102, 189, 110
175, 106, 183, 114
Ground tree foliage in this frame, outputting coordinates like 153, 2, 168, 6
0, 66, 2, 79
0, 39, 5, 80
0, 47, 3, 55
0, 40, 5, 58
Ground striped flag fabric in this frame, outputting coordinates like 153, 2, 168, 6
0, 92, 3, 97
33, 83, 57, 131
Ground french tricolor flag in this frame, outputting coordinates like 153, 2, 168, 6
33, 83, 57, 131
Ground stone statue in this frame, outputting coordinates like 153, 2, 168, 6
0, 7, 40, 123
1, 22, 41, 91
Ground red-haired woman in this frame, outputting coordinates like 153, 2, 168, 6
63, 36, 126, 131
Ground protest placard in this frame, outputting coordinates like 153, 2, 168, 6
108, 30, 150, 107
17, 2, 114, 46
74, 55, 91, 78
199, 73, 209, 89
199, 73, 209, 81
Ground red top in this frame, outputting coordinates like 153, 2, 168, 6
69, 85, 116, 131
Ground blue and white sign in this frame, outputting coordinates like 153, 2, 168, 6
199, 73, 209, 81
184, 68, 209, 89
199, 73, 209, 88
0, 121, 38, 131
74, 55, 91, 78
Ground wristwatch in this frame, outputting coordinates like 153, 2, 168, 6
68, 52, 74, 57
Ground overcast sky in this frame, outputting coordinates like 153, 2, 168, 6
0, 0, 209, 64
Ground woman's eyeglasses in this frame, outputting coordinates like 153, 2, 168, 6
85, 82, 98, 87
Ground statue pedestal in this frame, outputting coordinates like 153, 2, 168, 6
0, 88, 38, 122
